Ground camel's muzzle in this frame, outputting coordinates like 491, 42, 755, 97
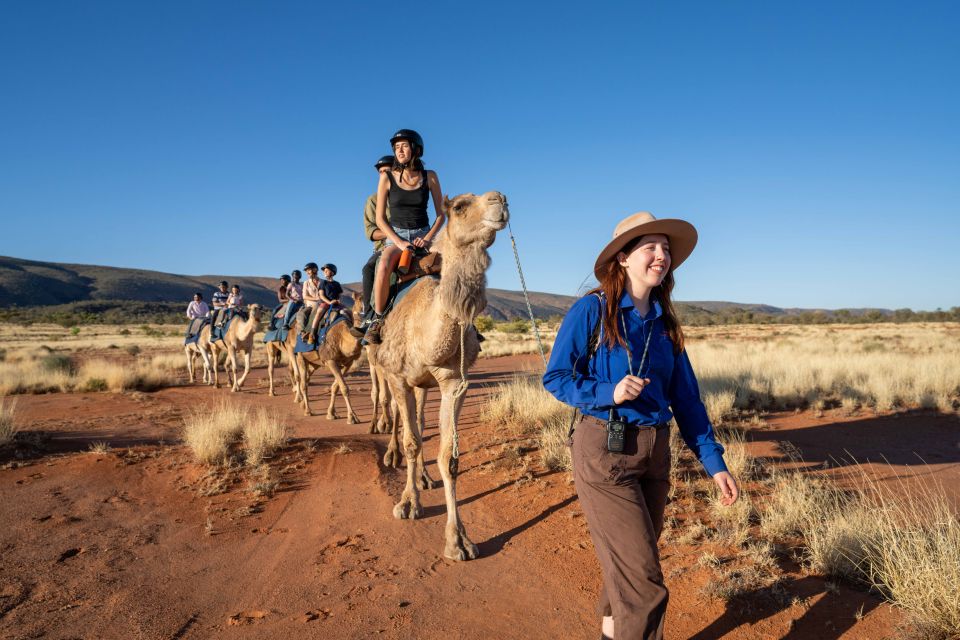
482, 191, 509, 229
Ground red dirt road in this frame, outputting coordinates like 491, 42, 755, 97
3, 354, 947, 639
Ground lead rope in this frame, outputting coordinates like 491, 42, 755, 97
450, 321, 469, 462
508, 219, 548, 370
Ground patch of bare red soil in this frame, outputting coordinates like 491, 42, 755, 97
3, 353, 950, 638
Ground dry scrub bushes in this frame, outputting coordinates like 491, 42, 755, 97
477, 328, 556, 358
480, 375, 571, 471
0, 397, 17, 446
689, 323, 960, 419
0, 349, 185, 395
183, 400, 289, 466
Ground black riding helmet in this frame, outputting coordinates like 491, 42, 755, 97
280, 274, 291, 283
374, 155, 394, 170
218, 280, 228, 287
390, 129, 424, 158
321, 263, 337, 276
291, 269, 302, 279
304, 262, 319, 272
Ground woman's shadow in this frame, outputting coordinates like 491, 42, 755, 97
688, 575, 883, 640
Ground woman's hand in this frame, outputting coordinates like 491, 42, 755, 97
412, 237, 427, 248
712, 471, 740, 506
613, 375, 650, 404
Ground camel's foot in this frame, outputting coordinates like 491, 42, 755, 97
383, 446, 403, 469
347, 411, 359, 425
419, 470, 439, 491
392, 496, 422, 520
268, 390, 275, 397
326, 410, 339, 421
443, 529, 479, 561
368, 420, 377, 435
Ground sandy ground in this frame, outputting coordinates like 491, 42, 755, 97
3, 352, 955, 639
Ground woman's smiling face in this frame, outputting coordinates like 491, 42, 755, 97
618, 234, 671, 288
394, 140, 412, 164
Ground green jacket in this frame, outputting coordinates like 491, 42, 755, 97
363, 194, 391, 252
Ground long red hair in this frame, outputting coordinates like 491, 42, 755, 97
589, 245, 685, 354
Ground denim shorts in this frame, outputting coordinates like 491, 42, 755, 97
384, 225, 430, 248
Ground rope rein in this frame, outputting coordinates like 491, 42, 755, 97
508, 220, 548, 370
450, 320, 469, 460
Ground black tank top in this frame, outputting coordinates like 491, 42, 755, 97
387, 170, 430, 230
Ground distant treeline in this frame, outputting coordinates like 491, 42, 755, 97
1, 299, 958, 328
675, 305, 960, 326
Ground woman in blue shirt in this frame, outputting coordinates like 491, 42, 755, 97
543, 211, 739, 640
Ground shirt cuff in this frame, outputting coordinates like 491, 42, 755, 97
700, 452, 728, 477
595, 382, 616, 409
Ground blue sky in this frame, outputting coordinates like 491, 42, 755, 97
1, 1, 957, 310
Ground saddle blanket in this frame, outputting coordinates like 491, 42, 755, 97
184, 318, 211, 346
293, 313, 347, 353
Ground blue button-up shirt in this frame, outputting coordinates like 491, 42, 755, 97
543, 291, 727, 476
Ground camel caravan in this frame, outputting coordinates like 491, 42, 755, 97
179, 129, 508, 560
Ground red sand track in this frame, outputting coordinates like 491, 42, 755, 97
3, 353, 955, 639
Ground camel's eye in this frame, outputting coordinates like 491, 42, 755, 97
452, 201, 465, 213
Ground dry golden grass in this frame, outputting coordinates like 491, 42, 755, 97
480, 374, 572, 471
183, 400, 247, 465
478, 328, 556, 358
0, 358, 74, 395
688, 323, 960, 418
243, 409, 290, 466
0, 397, 17, 446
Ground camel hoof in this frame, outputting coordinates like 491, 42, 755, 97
419, 475, 440, 491
383, 449, 403, 469
444, 536, 479, 561
268, 391, 275, 397
368, 422, 377, 434
347, 413, 359, 425
393, 500, 422, 520
327, 412, 338, 420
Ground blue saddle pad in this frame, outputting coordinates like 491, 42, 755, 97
293, 313, 347, 353
184, 318, 211, 345
262, 327, 289, 344
210, 309, 245, 343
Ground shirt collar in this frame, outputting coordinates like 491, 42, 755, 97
617, 290, 663, 320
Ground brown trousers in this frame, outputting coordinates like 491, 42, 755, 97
572, 415, 672, 640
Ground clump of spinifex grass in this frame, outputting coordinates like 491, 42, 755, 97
481, 375, 572, 471
183, 401, 289, 467
0, 397, 17, 446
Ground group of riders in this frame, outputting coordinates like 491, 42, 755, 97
185, 128, 444, 348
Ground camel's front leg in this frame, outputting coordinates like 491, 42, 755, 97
200, 348, 212, 385
414, 387, 438, 490
367, 365, 379, 434
211, 347, 221, 388
185, 349, 195, 383
382, 384, 402, 468
436, 377, 478, 561
227, 347, 239, 391
266, 346, 276, 396
298, 356, 316, 416
387, 376, 422, 520
326, 362, 359, 424
234, 351, 251, 391
326, 379, 340, 420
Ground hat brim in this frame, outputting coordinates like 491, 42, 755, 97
593, 219, 698, 280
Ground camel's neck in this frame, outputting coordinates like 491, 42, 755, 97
436, 241, 490, 324
237, 314, 258, 340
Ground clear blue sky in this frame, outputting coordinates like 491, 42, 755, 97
1, 1, 957, 310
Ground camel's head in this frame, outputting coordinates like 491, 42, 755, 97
351, 290, 364, 318
247, 304, 263, 322
441, 191, 509, 249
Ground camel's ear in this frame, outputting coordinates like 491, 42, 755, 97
442, 195, 451, 209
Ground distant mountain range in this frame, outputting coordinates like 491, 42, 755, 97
0, 255, 901, 320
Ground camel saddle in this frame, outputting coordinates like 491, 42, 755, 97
395, 251, 442, 285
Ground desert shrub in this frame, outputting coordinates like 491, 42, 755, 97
183, 400, 247, 465
481, 375, 571, 471
119, 328, 131, 336
125, 345, 141, 357
41, 353, 73, 373
69, 327, 80, 336
82, 378, 109, 392
474, 315, 495, 332
0, 397, 17, 446
243, 409, 289, 466
498, 319, 531, 334
0, 348, 7, 362
77, 359, 171, 392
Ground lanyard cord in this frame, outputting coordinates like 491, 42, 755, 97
610, 310, 655, 423
621, 311, 654, 378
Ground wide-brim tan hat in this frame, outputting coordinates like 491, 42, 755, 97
593, 211, 698, 279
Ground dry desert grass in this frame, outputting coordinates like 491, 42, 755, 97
0, 397, 17, 446
183, 400, 289, 466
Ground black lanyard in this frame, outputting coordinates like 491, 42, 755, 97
620, 311, 654, 379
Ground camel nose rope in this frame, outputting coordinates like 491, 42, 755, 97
507, 219, 548, 370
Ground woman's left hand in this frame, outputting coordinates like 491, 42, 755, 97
712, 471, 739, 506
413, 237, 428, 248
